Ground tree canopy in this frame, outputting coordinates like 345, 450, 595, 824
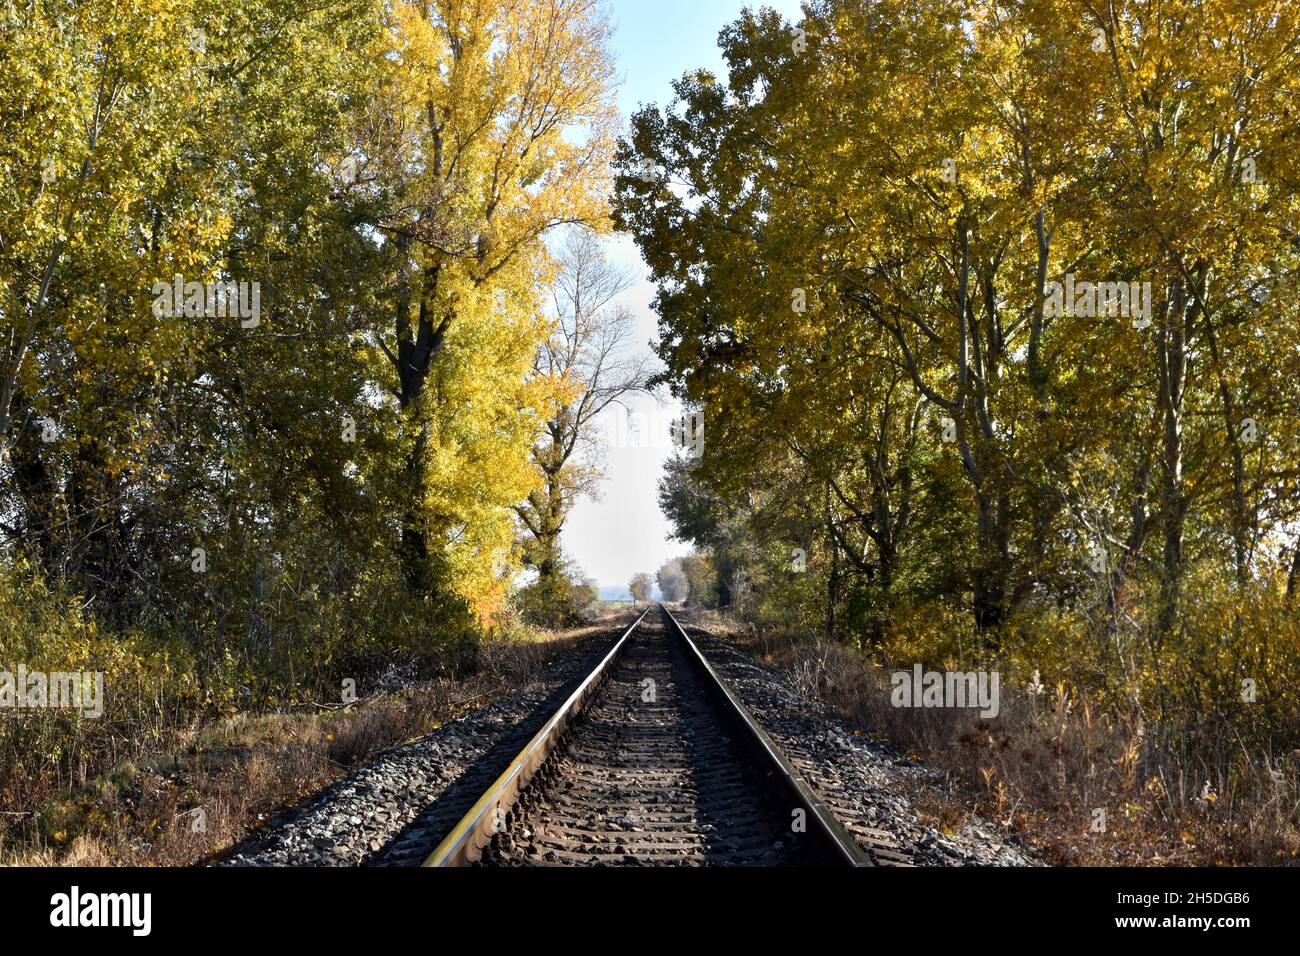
617, 0, 1300, 749
0, 0, 622, 804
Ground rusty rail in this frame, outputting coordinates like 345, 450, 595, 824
422, 606, 651, 867
657, 604, 873, 867
425, 603, 870, 866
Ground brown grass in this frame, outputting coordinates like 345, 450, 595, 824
0, 622, 606, 867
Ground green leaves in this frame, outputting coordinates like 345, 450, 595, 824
620, 0, 1300, 641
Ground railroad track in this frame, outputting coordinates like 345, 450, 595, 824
423, 604, 874, 867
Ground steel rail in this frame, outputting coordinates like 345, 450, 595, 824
658, 603, 874, 867
423, 606, 652, 867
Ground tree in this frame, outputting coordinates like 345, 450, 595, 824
570, 576, 598, 612
0, 0, 637, 820
0, 0, 390, 633
0, 0, 626, 722
361, 0, 619, 608
628, 573, 653, 604
610, 2, 1300, 847
617, 0, 1300, 641
656, 558, 688, 603
516, 229, 653, 617
678, 554, 718, 609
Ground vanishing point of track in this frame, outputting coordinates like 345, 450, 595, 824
423, 604, 875, 867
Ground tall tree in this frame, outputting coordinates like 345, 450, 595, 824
364, 0, 619, 604
516, 229, 653, 617
616, 0, 1300, 641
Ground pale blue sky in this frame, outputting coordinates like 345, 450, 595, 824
561, 0, 805, 592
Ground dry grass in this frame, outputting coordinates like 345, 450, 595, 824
691, 612, 1300, 866
0, 623, 604, 867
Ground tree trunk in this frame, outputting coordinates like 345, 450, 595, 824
972, 490, 1010, 630
391, 247, 451, 593
1156, 273, 1199, 639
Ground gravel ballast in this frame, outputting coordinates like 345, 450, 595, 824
682, 624, 1036, 866
220, 611, 1035, 867
218, 628, 621, 867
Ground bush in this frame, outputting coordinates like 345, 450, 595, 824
513, 566, 595, 627
0, 564, 199, 811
